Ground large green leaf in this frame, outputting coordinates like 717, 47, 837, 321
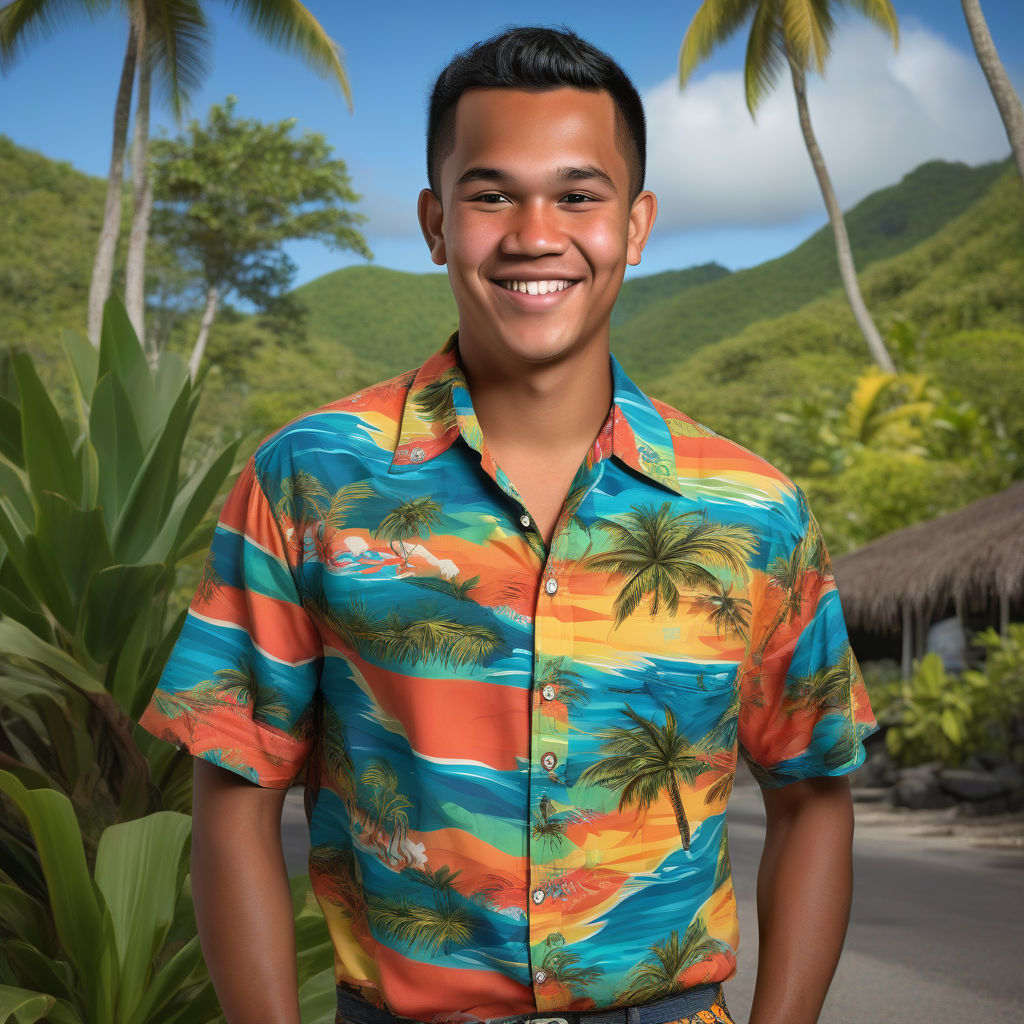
0, 581, 52, 643
0, 885, 52, 954
110, 382, 194, 563
0, 619, 106, 697
97, 301, 157, 448
80, 564, 164, 665
145, 351, 190, 451
94, 812, 192, 1024
0, 774, 110, 1017
0, 394, 23, 466
123, 936, 205, 1024
61, 329, 98, 411
11, 353, 81, 508
1, 942, 74, 1006
0, 459, 33, 532
141, 439, 240, 566
0, 985, 53, 1024
298, 967, 336, 1024
33, 494, 114, 624
89, 373, 144, 534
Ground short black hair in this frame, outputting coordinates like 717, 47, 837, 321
427, 26, 646, 200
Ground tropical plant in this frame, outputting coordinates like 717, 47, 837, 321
359, 759, 411, 863
679, 0, 900, 372
537, 656, 590, 707
0, 771, 334, 1024
0, 298, 239, 842
885, 653, 981, 767
0, 0, 351, 349
962, 625, 1024, 761
588, 504, 755, 627
150, 96, 371, 377
578, 704, 705, 850
618, 914, 727, 1002
536, 946, 601, 996
374, 496, 442, 564
960, 0, 1024, 187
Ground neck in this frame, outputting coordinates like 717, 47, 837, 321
458, 340, 613, 458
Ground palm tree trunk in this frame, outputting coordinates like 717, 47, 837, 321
188, 285, 219, 381
125, 7, 152, 351
667, 775, 691, 851
87, 23, 137, 348
960, 0, 1024, 187
786, 53, 896, 373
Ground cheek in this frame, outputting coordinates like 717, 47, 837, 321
445, 214, 497, 272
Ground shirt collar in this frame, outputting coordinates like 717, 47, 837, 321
390, 336, 683, 496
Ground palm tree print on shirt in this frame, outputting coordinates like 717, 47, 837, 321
579, 704, 705, 851
368, 864, 473, 956
359, 759, 412, 865
276, 473, 372, 564
619, 914, 728, 1002
374, 496, 442, 564
694, 579, 752, 641
587, 504, 756, 627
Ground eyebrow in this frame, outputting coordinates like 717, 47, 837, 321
454, 164, 617, 191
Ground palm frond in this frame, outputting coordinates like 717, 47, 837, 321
679, 0, 759, 87
781, 0, 836, 73
228, 0, 351, 107
0, 0, 110, 67
145, 0, 210, 117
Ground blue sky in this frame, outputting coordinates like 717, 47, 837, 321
2, 1, 1021, 286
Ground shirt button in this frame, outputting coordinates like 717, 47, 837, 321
544, 577, 558, 596
541, 684, 556, 701
520, 513, 531, 528
534, 969, 548, 985
531, 887, 546, 905
541, 752, 558, 771
409, 446, 426, 463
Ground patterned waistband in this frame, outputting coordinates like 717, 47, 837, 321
336, 983, 730, 1024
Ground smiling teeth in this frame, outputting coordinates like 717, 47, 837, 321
501, 280, 572, 295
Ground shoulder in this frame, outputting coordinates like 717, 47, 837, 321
251, 368, 418, 489
647, 393, 810, 538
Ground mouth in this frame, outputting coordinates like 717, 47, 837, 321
496, 279, 577, 296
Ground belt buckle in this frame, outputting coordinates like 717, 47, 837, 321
525, 1018, 569, 1024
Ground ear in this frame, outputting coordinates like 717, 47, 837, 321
417, 188, 447, 266
626, 190, 657, 267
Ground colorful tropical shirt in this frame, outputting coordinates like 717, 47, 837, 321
140, 336, 876, 1021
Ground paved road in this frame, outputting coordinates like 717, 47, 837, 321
723, 785, 1024, 1023
282, 786, 1024, 1022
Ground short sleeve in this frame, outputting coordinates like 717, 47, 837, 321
738, 496, 876, 788
140, 458, 323, 788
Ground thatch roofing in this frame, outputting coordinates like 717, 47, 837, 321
832, 481, 1024, 631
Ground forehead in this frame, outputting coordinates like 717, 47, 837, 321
443, 87, 626, 190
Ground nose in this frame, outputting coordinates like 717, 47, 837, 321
500, 199, 568, 257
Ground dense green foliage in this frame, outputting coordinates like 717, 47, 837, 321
882, 626, 1024, 767
0, 304, 334, 1022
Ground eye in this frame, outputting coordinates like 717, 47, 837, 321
471, 191, 509, 204
562, 192, 596, 204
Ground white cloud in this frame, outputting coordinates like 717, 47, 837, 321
644, 23, 1012, 232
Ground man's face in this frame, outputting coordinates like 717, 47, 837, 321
418, 87, 656, 372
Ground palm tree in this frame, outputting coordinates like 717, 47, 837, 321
588, 504, 756, 627
787, 642, 862, 769
359, 759, 411, 860
751, 535, 811, 663
369, 610, 504, 670
0, 0, 350, 349
369, 864, 472, 955
412, 371, 460, 424
537, 657, 590, 707
211, 661, 290, 722
311, 480, 373, 563
536, 946, 602, 995
960, 0, 1024, 187
679, 0, 899, 372
374, 496, 442, 564
619, 914, 727, 1002
694, 579, 751, 641
579, 704, 705, 850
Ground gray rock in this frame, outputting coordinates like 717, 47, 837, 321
937, 769, 1006, 802
993, 762, 1024, 793
958, 795, 1010, 817
901, 760, 943, 778
889, 773, 957, 810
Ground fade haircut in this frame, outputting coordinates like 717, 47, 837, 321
427, 26, 647, 201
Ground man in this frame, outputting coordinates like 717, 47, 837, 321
141, 26, 875, 1024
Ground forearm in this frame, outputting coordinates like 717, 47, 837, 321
748, 777, 854, 1024
191, 759, 301, 1024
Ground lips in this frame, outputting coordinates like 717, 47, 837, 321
496, 279, 577, 295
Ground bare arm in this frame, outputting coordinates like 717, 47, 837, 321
747, 776, 854, 1024
191, 758, 301, 1024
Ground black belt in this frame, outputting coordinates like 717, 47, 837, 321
337, 982, 724, 1024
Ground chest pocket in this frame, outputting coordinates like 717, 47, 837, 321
644, 666, 739, 749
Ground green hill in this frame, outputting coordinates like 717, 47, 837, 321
611, 159, 1011, 381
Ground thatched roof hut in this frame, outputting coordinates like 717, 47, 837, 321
832, 482, 1024, 672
